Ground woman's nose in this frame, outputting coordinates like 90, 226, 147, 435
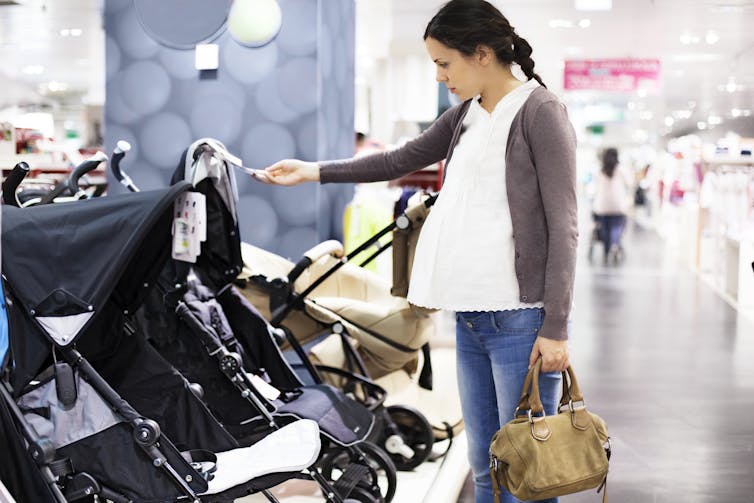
435, 70, 446, 82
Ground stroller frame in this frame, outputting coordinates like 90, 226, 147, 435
110, 140, 397, 502
0, 184, 323, 503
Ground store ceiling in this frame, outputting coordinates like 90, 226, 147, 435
386, 0, 754, 139
0, 0, 752, 140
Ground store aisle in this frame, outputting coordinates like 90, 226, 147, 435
564, 221, 754, 502
458, 220, 754, 503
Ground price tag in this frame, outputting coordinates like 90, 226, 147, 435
172, 192, 207, 263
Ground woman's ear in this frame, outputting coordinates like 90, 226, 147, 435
475, 45, 494, 66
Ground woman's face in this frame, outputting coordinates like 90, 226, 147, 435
425, 37, 483, 101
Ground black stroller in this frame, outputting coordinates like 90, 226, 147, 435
113, 139, 398, 502
0, 185, 326, 502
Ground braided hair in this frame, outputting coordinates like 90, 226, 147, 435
423, 0, 546, 88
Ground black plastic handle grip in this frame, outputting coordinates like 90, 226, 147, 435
2, 161, 30, 207
110, 140, 139, 192
68, 155, 106, 195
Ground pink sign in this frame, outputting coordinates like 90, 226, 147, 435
564, 59, 661, 92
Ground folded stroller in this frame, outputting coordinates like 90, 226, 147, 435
0, 185, 324, 503
238, 195, 465, 453
111, 139, 398, 502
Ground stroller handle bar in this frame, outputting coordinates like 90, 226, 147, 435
303, 240, 344, 262
69, 151, 107, 195
2, 161, 30, 207
39, 153, 107, 204
110, 140, 139, 192
287, 240, 345, 286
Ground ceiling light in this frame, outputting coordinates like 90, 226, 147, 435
731, 108, 742, 117
673, 110, 692, 119
637, 89, 648, 98
725, 77, 738, 93
21, 65, 44, 75
548, 19, 574, 28
705, 31, 719, 44
708, 115, 723, 125
664, 116, 675, 126
578, 19, 592, 28
69, 28, 82, 37
679, 33, 694, 44
59, 28, 70, 37
575, 0, 612, 11
697, 121, 707, 130
46, 81, 68, 92
639, 111, 653, 120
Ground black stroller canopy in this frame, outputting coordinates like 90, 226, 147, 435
1, 183, 191, 352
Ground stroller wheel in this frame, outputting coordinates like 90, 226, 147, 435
383, 405, 434, 471
343, 482, 383, 503
320, 441, 397, 503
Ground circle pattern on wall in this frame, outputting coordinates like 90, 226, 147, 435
134, 0, 232, 50
228, 0, 282, 48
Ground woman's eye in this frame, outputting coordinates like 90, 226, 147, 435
439, 63, 448, 68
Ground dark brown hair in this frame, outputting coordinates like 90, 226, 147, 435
602, 148, 619, 178
423, 0, 545, 87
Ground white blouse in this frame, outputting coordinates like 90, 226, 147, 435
407, 79, 543, 312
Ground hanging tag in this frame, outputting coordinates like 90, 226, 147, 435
172, 192, 207, 263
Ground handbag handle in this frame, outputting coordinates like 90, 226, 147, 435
514, 358, 586, 419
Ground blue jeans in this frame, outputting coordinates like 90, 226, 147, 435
456, 308, 561, 503
596, 214, 626, 252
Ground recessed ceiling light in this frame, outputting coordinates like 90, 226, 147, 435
708, 115, 723, 125
21, 65, 44, 75
549, 19, 574, 28
705, 31, 719, 44
578, 19, 592, 28
664, 116, 675, 126
697, 121, 707, 130
680, 33, 694, 44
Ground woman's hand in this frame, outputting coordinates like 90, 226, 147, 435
262, 159, 320, 186
529, 336, 569, 372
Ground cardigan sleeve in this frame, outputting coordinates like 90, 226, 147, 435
319, 103, 467, 184
528, 100, 578, 341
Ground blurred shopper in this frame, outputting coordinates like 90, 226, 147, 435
593, 147, 631, 265
261, 2, 576, 501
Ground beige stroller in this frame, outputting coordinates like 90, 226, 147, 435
237, 196, 464, 466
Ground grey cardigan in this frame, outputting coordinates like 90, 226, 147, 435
320, 86, 578, 341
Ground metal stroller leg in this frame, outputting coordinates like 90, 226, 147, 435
0, 382, 68, 503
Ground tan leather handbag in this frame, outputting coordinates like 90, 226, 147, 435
489, 358, 610, 503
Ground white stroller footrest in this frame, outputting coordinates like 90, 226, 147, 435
202, 419, 321, 495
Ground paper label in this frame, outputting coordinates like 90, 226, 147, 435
172, 192, 207, 263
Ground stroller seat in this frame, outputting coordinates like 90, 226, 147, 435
240, 242, 433, 378
202, 419, 320, 495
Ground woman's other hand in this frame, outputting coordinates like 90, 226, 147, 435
529, 336, 569, 373
263, 159, 320, 185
